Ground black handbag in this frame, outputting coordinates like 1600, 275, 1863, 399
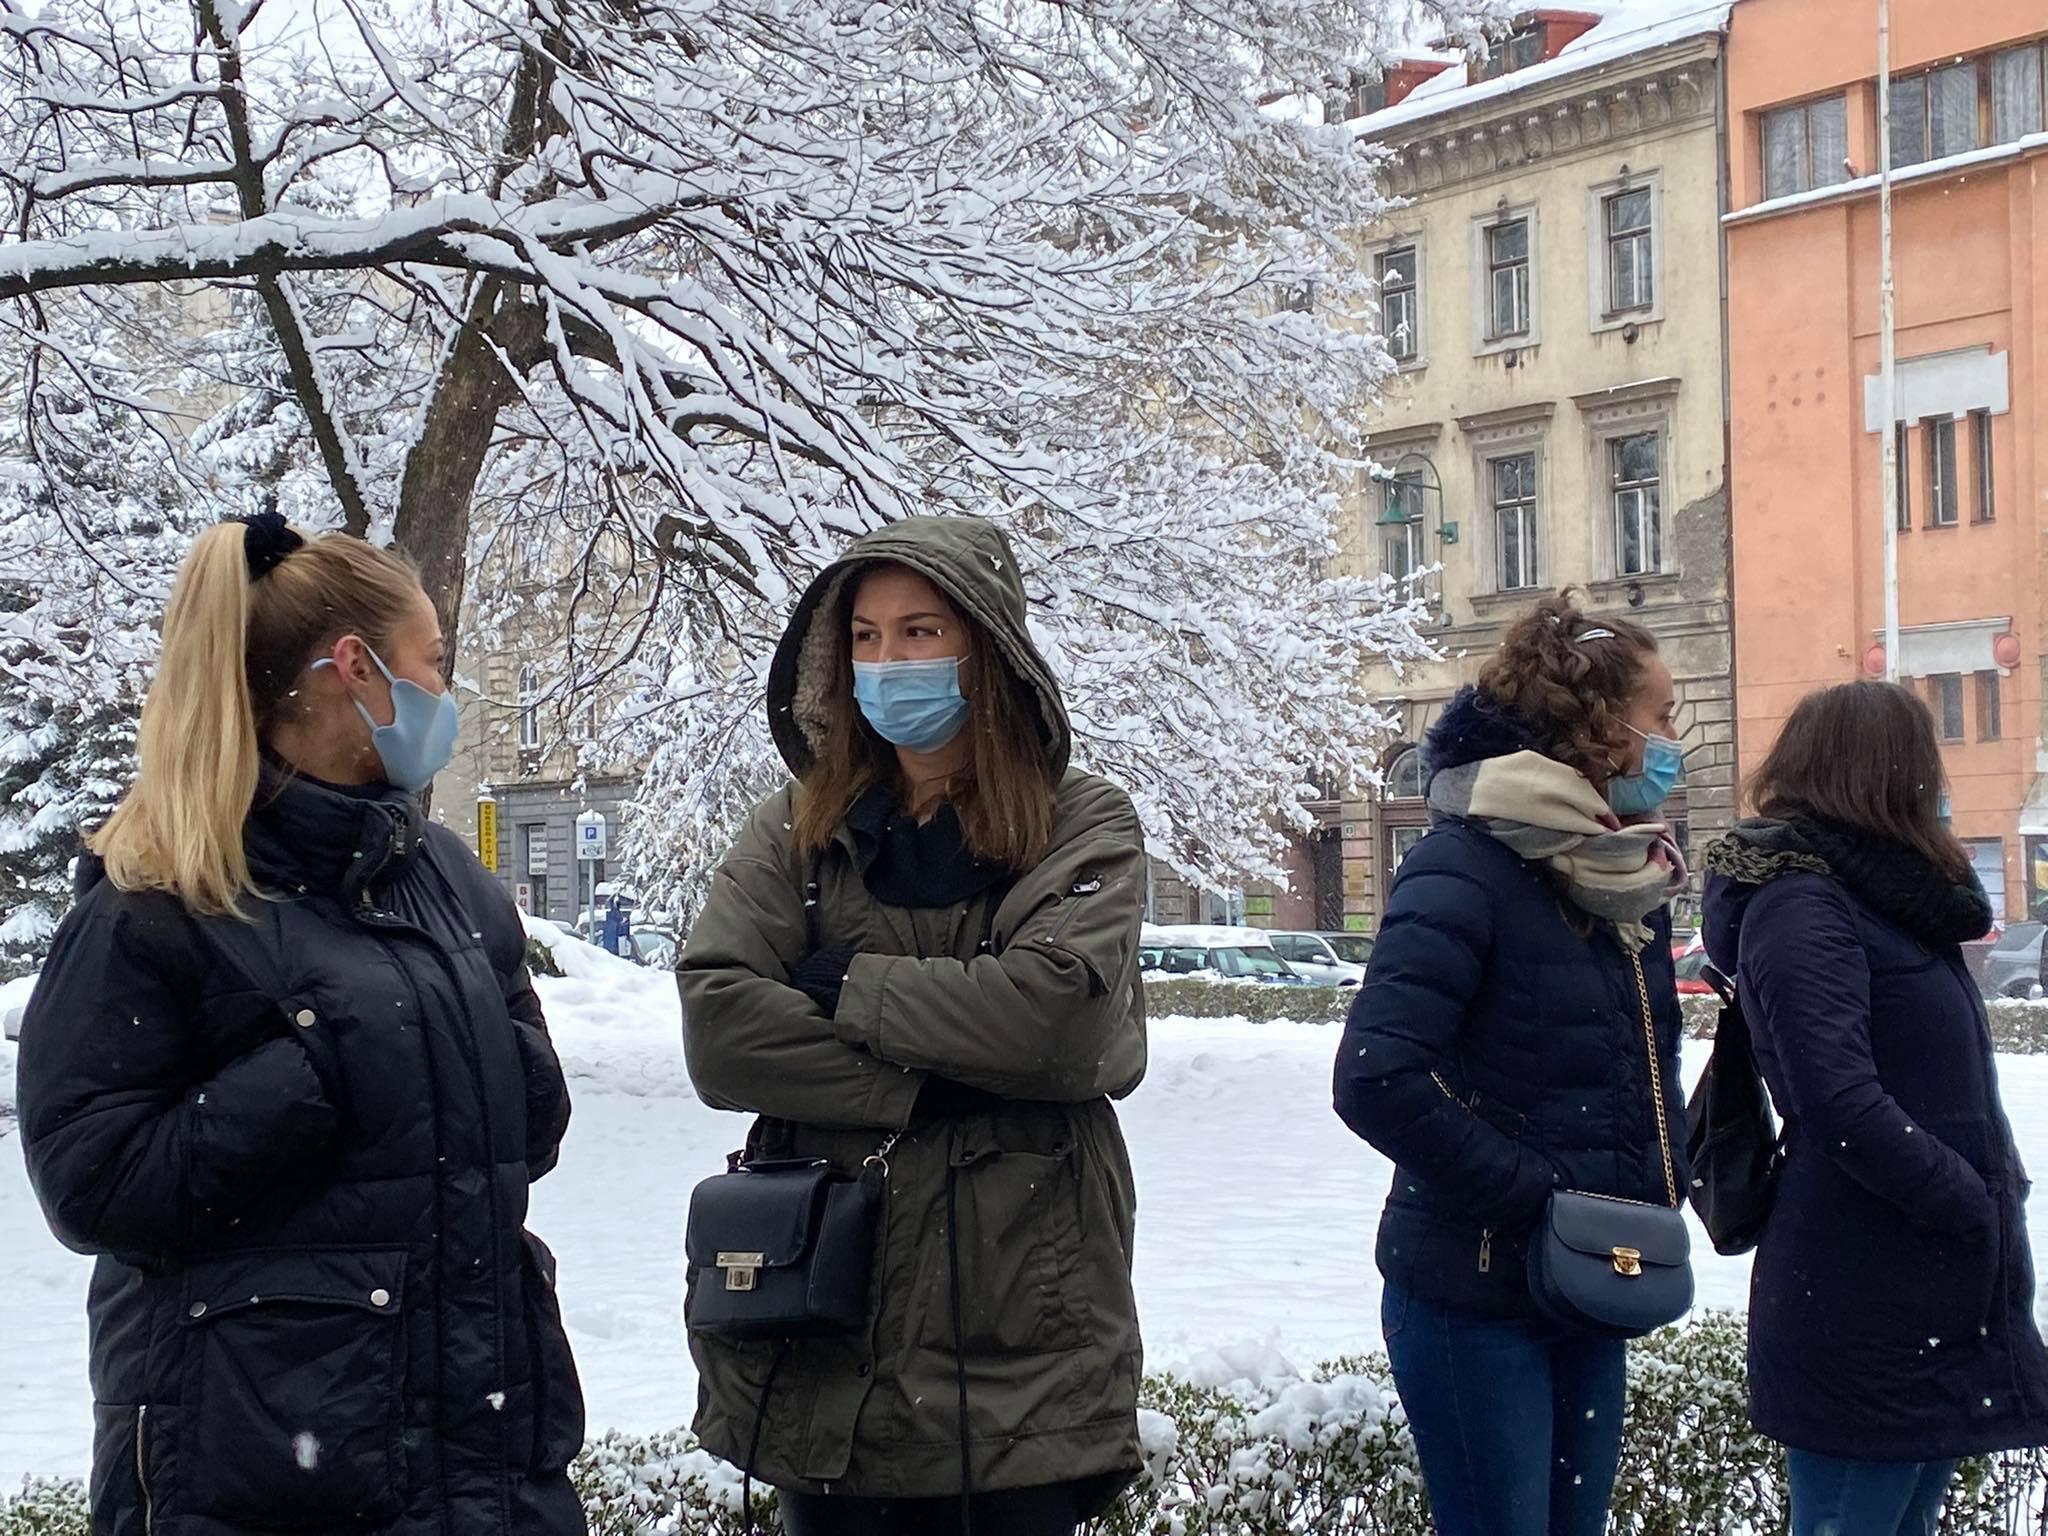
684, 1139, 893, 1340
1529, 1189, 1694, 1339
1527, 942, 1695, 1339
1684, 966, 1785, 1256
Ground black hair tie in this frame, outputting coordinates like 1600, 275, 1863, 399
231, 512, 304, 580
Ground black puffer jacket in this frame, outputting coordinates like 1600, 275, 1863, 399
1705, 825, 2048, 1460
17, 771, 585, 1536
1333, 689, 1687, 1317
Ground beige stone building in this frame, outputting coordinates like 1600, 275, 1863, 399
1267, 4, 1739, 935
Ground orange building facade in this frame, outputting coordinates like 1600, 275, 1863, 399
1725, 0, 2048, 921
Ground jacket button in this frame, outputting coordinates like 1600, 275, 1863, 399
294, 1009, 316, 1028
369, 1288, 391, 1308
188, 1302, 207, 1319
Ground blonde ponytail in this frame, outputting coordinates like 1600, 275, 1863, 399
91, 524, 263, 916
91, 522, 425, 918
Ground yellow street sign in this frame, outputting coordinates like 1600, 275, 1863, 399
477, 798, 499, 873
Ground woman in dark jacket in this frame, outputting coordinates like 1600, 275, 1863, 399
1702, 680, 2048, 1536
16, 517, 585, 1536
1333, 594, 1691, 1536
677, 516, 1147, 1536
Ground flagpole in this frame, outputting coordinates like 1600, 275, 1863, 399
1878, 0, 1900, 682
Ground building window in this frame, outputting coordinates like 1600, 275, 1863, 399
1381, 471, 1426, 582
1967, 839, 2006, 918
1977, 671, 2002, 741
1931, 673, 1965, 741
1611, 432, 1662, 577
517, 665, 541, 750
1992, 43, 2046, 143
1971, 409, 1995, 523
1386, 747, 1426, 800
1762, 94, 1849, 198
1485, 218, 1531, 340
1603, 188, 1654, 315
1890, 63, 1979, 168
1326, 73, 1387, 123
1377, 245, 1420, 363
1492, 451, 1540, 591
1893, 423, 1912, 532
1924, 417, 1958, 528
1475, 25, 1546, 81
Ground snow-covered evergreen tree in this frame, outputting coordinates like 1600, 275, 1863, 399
0, 348, 198, 974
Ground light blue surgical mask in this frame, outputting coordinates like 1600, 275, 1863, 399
1607, 724, 1684, 816
852, 656, 971, 754
313, 646, 460, 792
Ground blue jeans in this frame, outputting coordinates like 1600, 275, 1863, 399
1382, 1282, 1628, 1536
1785, 1449, 1958, 1536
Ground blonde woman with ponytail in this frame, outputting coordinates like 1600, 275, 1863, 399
16, 515, 587, 1536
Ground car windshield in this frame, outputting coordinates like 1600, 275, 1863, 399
1214, 946, 1287, 978
1144, 947, 1209, 974
1325, 935, 1373, 965
1992, 923, 2045, 953
632, 930, 676, 966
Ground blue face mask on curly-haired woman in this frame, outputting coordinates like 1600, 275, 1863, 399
1607, 725, 1685, 816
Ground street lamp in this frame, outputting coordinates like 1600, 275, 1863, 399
1370, 449, 1454, 613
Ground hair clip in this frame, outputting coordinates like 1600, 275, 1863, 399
231, 512, 304, 580
1576, 627, 1618, 643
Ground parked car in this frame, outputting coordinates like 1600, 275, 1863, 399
1266, 931, 1367, 987
1139, 924, 1313, 984
1672, 932, 1715, 996
629, 924, 679, 969
1982, 920, 2046, 1000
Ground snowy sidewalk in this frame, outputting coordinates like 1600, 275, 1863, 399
4, 959, 2045, 1489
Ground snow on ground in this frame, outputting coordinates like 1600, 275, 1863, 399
5, 950, 2048, 1489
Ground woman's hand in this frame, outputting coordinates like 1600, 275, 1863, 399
788, 947, 858, 1015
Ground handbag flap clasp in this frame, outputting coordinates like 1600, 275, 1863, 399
685, 1162, 837, 1270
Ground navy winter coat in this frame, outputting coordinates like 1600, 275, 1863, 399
1334, 692, 1687, 1319
1704, 867, 2048, 1460
17, 771, 586, 1536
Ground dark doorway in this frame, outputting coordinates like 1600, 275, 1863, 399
1312, 826, 1345, 931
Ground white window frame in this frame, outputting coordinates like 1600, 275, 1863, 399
1372, 236, 1426, 369
1471, 205, 1541, 357
1608, 430, 1665, 578
517, 664, 542, 751
1586, 172, 1664, 331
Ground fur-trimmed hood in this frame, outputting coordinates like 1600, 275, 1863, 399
1422, 686, 1541, 785
765, 517, 1071, 778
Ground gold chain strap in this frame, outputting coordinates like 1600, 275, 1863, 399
1631, 948, 1680, 1208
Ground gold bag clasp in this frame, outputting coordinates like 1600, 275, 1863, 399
1612, 1246, 1643, 1278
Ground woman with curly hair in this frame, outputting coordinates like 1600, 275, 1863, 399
1333, 592, 1692, 1536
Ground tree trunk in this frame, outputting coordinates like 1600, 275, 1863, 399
389, 280, 512, 678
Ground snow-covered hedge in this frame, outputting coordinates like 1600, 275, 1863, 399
1143, 977, 2048, 1054
9, 1314, 2046, 1534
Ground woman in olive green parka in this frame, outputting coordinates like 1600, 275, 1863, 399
677, 515, 1147, 1535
